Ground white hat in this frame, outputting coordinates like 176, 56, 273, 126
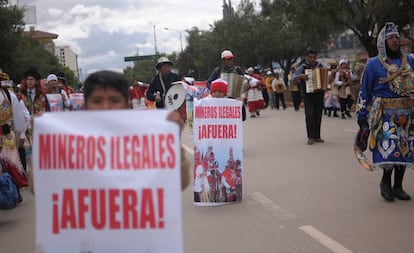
247, 67, 254, 72
266, 71, 272, 75
156, 56, 173, 70
339, 59, 348, 66
46, 74, 58, 82
221, 50, 234, 59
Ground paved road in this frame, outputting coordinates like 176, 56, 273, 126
2, 107, 414, 253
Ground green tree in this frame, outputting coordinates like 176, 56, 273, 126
0, 0, 24, 78
309, 0, 414, 56
12, 37, 60, 82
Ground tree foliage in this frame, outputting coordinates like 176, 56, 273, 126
0, 0, 24, 78
0, 1, 77, 85
125, 0, 414, 81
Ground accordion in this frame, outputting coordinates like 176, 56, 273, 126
305, 68, 329, 93
220, 73, 247, 98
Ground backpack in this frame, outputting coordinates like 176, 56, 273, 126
0, 172, 19, 210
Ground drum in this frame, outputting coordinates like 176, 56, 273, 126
165, 82, 186, 110
220, 73, 247, 98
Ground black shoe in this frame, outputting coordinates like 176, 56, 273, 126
380, 182, 394, 201
341, 114, 346, 119
346, 111, 352, 118
250, 114, 256, 118
393, 187, 411, 201
333, 113, 339, 118
256, 111, 260, 116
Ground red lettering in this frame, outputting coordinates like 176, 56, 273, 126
39, 134, 51, 169
109, 189, 121, 229
91, 189, 106, 230
123, 189, 138, 228
123, 136, 131, 169
166, 134, 175, 168
68, 135, 75, 169
131, 135, 140, 168
58, 134, 67, 169
142, 135, 151, 168
140, 188, 156, 228
77, 189, 89, 228
76, 135, 85, 169
61, 189, 77, 229
97, 136, 106, 170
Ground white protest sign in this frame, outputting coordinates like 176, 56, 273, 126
46, 93, 64, 112
193, 98, 243, 206
33, 110, 183, 253
70, 93, 84, 111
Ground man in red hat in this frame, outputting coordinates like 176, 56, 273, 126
206, 50, 245, 90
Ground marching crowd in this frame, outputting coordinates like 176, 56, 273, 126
0, 22, 413, 213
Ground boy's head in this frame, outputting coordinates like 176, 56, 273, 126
210, 79, 228, 98
83, 70, 130, 110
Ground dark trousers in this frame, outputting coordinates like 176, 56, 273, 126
339, 97, 349, 114
291, 91, 302, 110
18, 147, 26, 173
275, 92, 286, 109
262, 90, 269, 108
303, 92, 324, 139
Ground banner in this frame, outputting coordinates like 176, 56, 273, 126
46, 94, 64, 112
183, 82, 210, 135
70, 93, 84, 111
33, 110, 183, 253
193, 98, 243, 206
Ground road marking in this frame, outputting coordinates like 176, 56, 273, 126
299, 225, 353, 253
250, 192, 296, 220
345, 128, 358, 133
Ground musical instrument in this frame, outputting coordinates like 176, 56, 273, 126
220, 73, 247, 98
165, 82, 186, 110
305, 68, 329, 93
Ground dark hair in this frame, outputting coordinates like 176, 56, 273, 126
307, 49, 317, 55
83, 70, 130, 103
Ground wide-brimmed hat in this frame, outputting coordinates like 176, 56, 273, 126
0, 69, 10, 81
23, 67, 41, 80
156, 56, 173, 70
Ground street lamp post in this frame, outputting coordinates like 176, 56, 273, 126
153, 24, 158, 54
164, 27, 183, 53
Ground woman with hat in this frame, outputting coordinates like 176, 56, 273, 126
146, 56, 181, 109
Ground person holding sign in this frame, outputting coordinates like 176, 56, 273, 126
45, 74, 71, 111
193, 79, 244, 205
82, 70, 190, 190
33, 70, 190, 253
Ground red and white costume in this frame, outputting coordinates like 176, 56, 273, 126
246, 69, 265, 116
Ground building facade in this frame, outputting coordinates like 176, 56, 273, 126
54, 46, 79, 79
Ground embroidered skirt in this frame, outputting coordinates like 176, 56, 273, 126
370, 97, 414, 169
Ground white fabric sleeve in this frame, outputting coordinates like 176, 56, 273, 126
11, 92, 28, 137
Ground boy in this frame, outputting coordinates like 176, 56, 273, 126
210, 78, 246, 121
31, 71, 189, 191
83, 70, 189, 190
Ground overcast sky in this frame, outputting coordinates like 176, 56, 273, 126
18, 0, 227, 79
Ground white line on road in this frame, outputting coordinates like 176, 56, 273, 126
344, 128, 358, 133
299, 225, 353, 253
250, 192, 297, 220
